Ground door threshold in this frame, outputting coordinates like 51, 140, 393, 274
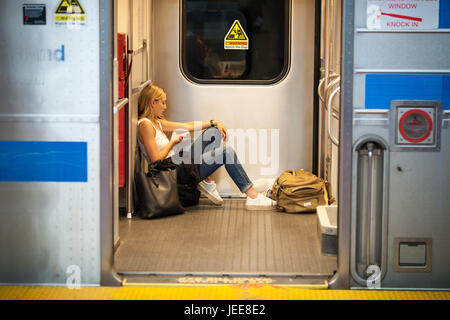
119, 272, 332, 288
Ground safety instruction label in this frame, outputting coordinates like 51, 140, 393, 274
367, 0, 439, 29
54, 0, 86, 26
23, 4, 47, 25
224, 20, 249, 50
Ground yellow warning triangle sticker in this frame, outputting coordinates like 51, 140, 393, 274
55, 0, 85, 14
225, 20, 248, 41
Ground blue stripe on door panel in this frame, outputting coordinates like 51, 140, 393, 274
0, 141, 87, 182
365, 74, 450, 110
440, 0, 450, 28
443, 74, 450, 108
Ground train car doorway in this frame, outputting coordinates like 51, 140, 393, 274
112, 0, 340, 286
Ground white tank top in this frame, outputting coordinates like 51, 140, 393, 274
137, 118, 175, 163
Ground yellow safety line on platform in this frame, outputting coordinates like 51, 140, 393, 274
1, 285, 449, 300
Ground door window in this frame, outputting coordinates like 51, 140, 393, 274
182, 0, 290, 84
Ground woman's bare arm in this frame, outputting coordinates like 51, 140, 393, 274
160, 119, 228, 141
160, 119, 211, 132
139, 121, 181, 162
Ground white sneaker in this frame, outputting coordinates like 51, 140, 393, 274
245, 193, 277, 211
198, 180, 224, 206
263, 178, 276, 198
252, 178, 276, 198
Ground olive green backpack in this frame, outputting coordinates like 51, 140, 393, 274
270, 169, 335, 213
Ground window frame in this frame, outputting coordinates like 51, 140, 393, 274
179, 0, 292, 85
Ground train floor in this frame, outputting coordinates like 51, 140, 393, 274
114, 198, 337, 282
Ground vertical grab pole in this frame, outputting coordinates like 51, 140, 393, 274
329, 0, 334, 75
318, 0, 330, 179
324, 0, 330, 88
126, 0, 134, 219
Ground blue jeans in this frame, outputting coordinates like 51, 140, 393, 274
176, 127, 254, 193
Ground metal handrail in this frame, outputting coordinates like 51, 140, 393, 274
113, 98, 128, 114
318, 78, 325, 103
132, 79, 152, 95
132, 39, 147, 56
324, 76, 340, 107
318, 73, 339, 103
328, 86, 340, 146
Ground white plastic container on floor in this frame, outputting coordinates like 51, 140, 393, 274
316, 205, 338, 255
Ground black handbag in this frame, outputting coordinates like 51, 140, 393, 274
176, 162, 201, 207
134, 150, 185, 219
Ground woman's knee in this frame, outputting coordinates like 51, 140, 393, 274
202, 126, 221, 140
201, 127, 222, 150
222, 145, 238, 163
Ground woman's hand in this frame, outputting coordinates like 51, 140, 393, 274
171, 135, 184, 145
214, 121, 228, 142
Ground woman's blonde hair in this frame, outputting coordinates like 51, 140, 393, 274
138, 83, 166, 119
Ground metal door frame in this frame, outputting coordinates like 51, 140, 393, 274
100, 0, 122, 286
101, 0, 153, 286
328, 0, 353, 289
100, 0, 352, 287
315, 0, 351, 289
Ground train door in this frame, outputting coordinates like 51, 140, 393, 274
318, 0, 341, 200
112, 0, 152, 253
0, 0, 113, 286
339, 0, 450, 289
112, 0, 338, 285
316, 0, 343, 289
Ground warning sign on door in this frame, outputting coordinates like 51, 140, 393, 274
54, 0, 86, 26
367, 0, 439, 30
224, 20, 249, 50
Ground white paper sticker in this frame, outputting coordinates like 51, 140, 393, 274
367, 0, 439, 30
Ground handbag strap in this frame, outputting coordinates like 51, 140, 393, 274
135, 146, 142, 174
135, 133, 146, 175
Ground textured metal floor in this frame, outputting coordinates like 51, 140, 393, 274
115, 198, 337, 275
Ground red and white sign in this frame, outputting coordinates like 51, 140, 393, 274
367, 0, 440, 30
398, 109, 434, 143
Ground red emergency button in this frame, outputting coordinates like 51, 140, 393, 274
399, 109, 433, 143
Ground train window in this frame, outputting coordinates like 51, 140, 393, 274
181, 0, 290, 84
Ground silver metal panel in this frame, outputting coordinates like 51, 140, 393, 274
0, 0, 103, 285
0, 122, 100, 285
0, 0, 100, 115
152, 0, 316, 196
354, 33, 450, 70
353, 118, 450, 288
352, 1, 450, 111
348, 0, 450, 289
